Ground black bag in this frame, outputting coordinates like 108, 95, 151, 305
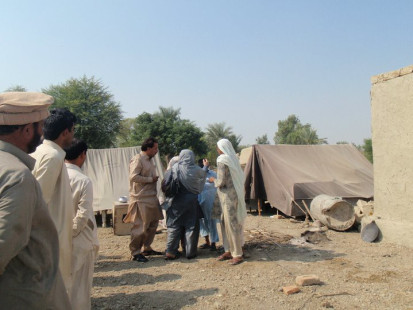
161, 169, 179, 198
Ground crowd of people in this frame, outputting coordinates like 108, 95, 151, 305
125, 137, 246, 266
0, 92, 98, 309
0, 91, 247, 309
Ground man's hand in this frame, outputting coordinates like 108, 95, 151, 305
208, 177, 215, 183
152, 176, 159, 183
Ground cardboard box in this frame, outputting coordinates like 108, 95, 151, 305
113, 202, 132, 236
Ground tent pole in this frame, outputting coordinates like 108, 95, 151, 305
302, 200, 315, 222
292, 200, 308, 221
258, 199, 262, 216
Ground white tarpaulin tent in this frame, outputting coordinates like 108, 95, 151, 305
82, 146, 164, 211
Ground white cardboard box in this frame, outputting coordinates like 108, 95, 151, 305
113, 202, 132, 236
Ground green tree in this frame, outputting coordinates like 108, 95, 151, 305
130, 107, 208, 162
362, 138, 373, 163
256, 134, 270, 145
204, 122, 242, 165
205, 122, 242, 152
116, 118, 136, 147
42, 76, 122, 149
5, 85, 27, 92
274, 114, 327, 145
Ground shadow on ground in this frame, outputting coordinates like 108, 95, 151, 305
92, 288, 218, 309
244, 243, 344, 263
93, 272, 181, 287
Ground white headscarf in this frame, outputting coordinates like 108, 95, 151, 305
216, 139, 247, 222
172, 149, 205, 194
167, 155, 179, 170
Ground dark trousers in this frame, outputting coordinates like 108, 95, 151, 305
166, 221, 200, 258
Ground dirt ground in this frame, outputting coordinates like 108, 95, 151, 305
92, 213, 413, 310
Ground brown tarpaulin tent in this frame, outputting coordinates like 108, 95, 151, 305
244, 144, 373, 216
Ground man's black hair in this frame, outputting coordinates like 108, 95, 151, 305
198, 158, 204, 168
65, 139, 88, 160
0, 122, 39, 135
43, 108, 77, 141
141, 137, 158, 151
0, 124, 24, 135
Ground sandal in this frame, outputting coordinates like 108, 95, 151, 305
217, 252, 232, 261
199, 243, 211, 249
228, 257, 244, 265
165, 252, 180, 261
142, 249, 163, 256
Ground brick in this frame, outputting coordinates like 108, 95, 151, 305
295, 275, 321, 286
282, 285, 300, 295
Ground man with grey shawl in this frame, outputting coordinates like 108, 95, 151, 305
165, 150, 206, 260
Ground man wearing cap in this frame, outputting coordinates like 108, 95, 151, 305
0, 92, 71, 309
31, 107, 77, 294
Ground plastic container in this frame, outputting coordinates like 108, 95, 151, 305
310, 195, 355, 231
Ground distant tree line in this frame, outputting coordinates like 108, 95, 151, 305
5, 78, 373, 164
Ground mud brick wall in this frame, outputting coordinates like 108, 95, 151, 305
371, 64, 413, 248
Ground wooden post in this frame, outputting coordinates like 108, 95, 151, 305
292, 200, 308, 220
102, 210, 107, 228
258, 199, 263, 216
302, 200, 315, 222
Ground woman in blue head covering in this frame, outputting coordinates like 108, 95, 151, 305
198, 158, 219, 251
165, 149, 206, 259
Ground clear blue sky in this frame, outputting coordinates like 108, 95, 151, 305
1, 1, 412, 146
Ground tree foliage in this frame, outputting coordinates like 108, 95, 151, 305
116, 118, 136, 147
362, 138, 373, 163
4, 85, 27, 92
204, 122, 242, 152
130, 107, 208, 162
274, 114, 327, 145
256, 134, 270, 145
204, 122, 242, 165
42, 76, 122, 149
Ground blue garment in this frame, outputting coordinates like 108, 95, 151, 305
198, 168, 219, 243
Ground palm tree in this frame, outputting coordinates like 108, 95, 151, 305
205, 122, 242, 152
274, 114, 327, 145
298, 126, 327, 144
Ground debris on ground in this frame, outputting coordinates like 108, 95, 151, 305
295, 275, 322, 286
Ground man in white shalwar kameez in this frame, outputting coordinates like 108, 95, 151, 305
0, 92, 71, 309
31, 108, 77, 294
65, 139, 99, 310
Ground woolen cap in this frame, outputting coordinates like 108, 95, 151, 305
0, 92, 53, 125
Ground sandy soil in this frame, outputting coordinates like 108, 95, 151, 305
92, 214, 413, 310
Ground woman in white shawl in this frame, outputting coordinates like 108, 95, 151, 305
211, 139, 247, 265
165, 150, 206, 260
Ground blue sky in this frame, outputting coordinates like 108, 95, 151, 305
1, 1, 412, 146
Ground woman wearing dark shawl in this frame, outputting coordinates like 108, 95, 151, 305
165, 149, 206, 259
